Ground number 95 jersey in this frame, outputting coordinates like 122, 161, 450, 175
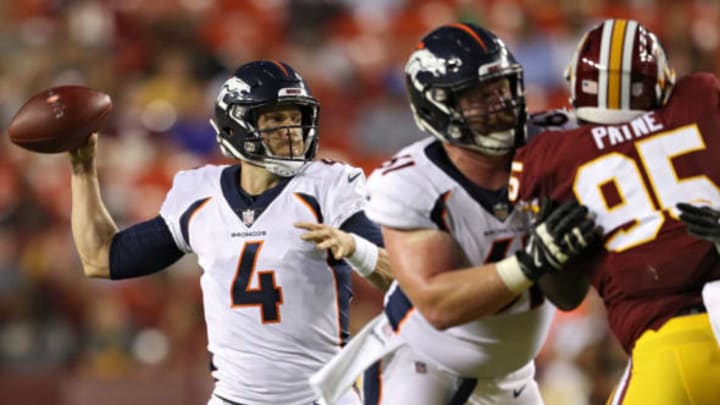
510, 73, 720, 353
366, 137, 554, 377
159, 160, 366, 405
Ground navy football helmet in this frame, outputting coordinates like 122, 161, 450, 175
210, 60, 320, 177
405, 23, 526, 155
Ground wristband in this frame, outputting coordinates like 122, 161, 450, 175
345, 234, 378, 277
495, 256, 534, 295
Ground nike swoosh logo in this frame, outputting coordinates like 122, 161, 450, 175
512, 384, 527, 398
348, 172, 361, 183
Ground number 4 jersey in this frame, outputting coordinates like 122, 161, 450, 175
159, 160, 366, 404
510, 73, 720, 353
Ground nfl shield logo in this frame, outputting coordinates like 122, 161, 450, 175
241, 209, 255, 226
493, 203, 509, 221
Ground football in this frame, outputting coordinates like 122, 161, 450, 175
7, 85, 112, 153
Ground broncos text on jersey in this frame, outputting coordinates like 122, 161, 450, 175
159, 159, 366, 405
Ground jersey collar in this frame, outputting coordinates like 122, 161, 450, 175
220, 165, 292, 227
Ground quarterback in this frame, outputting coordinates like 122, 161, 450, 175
68, 60, 391, 405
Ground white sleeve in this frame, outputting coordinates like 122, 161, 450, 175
365, 166, 438, 230
324, 164, 368, 228
158, 170, 204, 253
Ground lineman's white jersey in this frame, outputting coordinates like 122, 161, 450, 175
159, 160, 365, 405
366, 137, 554, 378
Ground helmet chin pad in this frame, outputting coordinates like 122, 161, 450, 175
575, 107, 647, 125
262, 160, 307, 177
471, 129, 515, 156
213, 122, 308, 177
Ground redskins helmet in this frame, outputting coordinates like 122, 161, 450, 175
565, 19, 675, 124
210, 60, 319, 177
405, 23, 526, 156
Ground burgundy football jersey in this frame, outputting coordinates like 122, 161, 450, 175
511, 73, 720, 353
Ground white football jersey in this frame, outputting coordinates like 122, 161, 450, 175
159, 160, 366, 405
366, 137, 554, 378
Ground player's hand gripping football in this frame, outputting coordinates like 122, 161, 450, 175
515, 199, 602, 281
295, 222, 356, 260
677, 203, 720, 245
68, 133, 98, 175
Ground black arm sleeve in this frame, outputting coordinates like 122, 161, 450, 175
339, 211, 384, 248
109, 216, 185, 280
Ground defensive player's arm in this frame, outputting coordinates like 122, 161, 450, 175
509, 147, 593, 310
531, 195, 592, 311
70, 134, 184, 279
537, 268, 591, 311
677, 203, 720, 254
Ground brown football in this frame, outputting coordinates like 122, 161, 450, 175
8, 85, 112, 153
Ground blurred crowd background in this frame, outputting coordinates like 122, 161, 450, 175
0, 0, 717, 404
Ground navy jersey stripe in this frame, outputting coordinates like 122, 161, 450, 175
363, 360, 382, 405
208, 351, 217, 372
448, 378, 478, 405
384, 286, 414, 332
424, 140, 513, 219
328, 260, 352, 346
179, 197, 212, 247
340, 211, 384, 247
294, 192, 324, 223
429, 191, 451, 232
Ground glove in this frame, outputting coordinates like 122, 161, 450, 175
677, 203, 720, 244
515, 199, 601, 281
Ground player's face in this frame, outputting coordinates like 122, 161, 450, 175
457, 78, 517, 135
257, 105, 304, 158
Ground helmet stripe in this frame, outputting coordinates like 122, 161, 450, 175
597, 19, 614, 109
270, 60, 289, 77
607, 19, 628, 109
448, 23, 488, 51
620, 20, 638, 109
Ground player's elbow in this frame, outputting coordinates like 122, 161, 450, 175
82, 263, 110, 279
416, 303, 454, 330
423, 312, 451, 330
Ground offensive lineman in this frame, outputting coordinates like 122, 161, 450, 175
313, 23, 599, 405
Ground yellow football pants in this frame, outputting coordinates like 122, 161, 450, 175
607, 313, 720, 405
